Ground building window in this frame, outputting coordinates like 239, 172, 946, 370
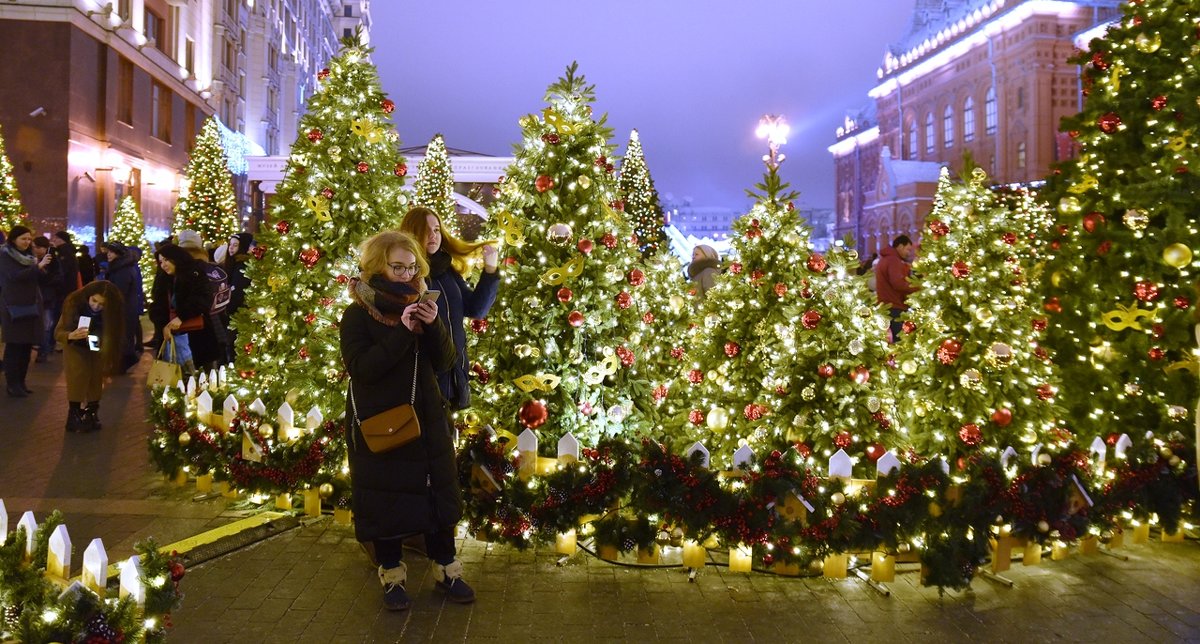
1016, 142, 1026, 169
227, 0, 237, 18
117, 57, 133, 125
907, 123, 917, 160
184, 38, 195, 76
185, 102, 196, 151
344, 4, 354, 17
268, 86, 277, 112
224, 38, 236, 71
924, 112, 934, 155
151, 82, 172, 143
343, 27, 353, 39
269, 45, 278, 71
943, 105, 954, 149
963, 97, 975, 143
985, 87, 997, 136
1016, 86, 1025, 110
145, 8, 166, 53
117, 0, 131, 21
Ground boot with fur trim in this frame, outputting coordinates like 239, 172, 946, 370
434, 560, 475, 604
378, 562, 411, 611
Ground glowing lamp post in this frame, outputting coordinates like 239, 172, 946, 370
755, 114, 790, 170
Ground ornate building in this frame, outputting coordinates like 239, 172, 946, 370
830, 0, 1122, 253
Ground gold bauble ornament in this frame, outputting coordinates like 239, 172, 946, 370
1050, 271, 1065, 287
268, 273, 286, 290
547, 223, 573, 246
1057, 196, 1082, 216
1123, 209, 1149, 231
463, 411, 482, 428
1162, 243, 1193, 269
258, 423, 275, 439
928, 501, 943, 518
974, 307, 994, 324
901, 360, 917, 375
866, 396, 881, 413
263, 306, 277, 319
1135, 32, 1162, 53
959, 368, 984, 390
523, 295, 541, 310
706, 407, 730, 431
669, 295, 686, 312
318, 483, 335, 499
515, 344, 536, 358
830, 492, 846, 506
855, 306, 871, 319
518, 115, 533, 128
801, 385, 816, 401
577, 175, 592, 189
604, 264, 623, 283
987, 342, 1014, 367
177, 432, 192, 446
1037, 453, 1052, 466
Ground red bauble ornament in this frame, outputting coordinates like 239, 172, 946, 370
317, 68, 331, 81
610, 199, 625, 212
1044, 297, 1062, 314
394, 162, 408, 176
774, 385, 788, 396
616, 291, 632, 309
1096, 240, 1112, 256
951, 260, 971, 279
902, 320, 917, 334
652, 385, 668, 402
605, 163, 615, 174
535, 175, 555, 192
299, 346, 310, 360
1148, 346, 1166, 361
729, 262, 743, 275
1174, 296, 1191, 309
556, 287, 573, 303
304, 313, 317, 325
800, 287, 813, 299
670, 347, 685, 360
1133, 281, 1160, 302
380, 98, 395, 113
1082, 212, 1105, 233
1152, 324, 1166, 339
470, 363, 491, 385
850, 365, 870, 385
503, 256, 517, 266
577, 238, 594, 254
275, 219, 291, 234
1151, 95, 1168, 111
519, 400, 548, 429
567, 310, 585, 327
936, 338, 962, 365
806, 254, 827, 273
616, 346, 635, 367
541, 133, 560, 145
817, 364, 835, 378
747, 269, 763, 283
865, 443, 886, 462
1032, 318, 1048, 332
1098, 112, 1121, 134
628, 268, 645, 286
306, 128, 323, 142
774, 283, 787, 297
687, 369, 704, 384
724, 341, 741, 357
801, 310, 822, 329
744, 403, 766, 421
1050, 240, 1061, 251
250, 246, 266, 260
689, 409, 705, 425
356, 161, 370, 173
794, 442, 812, 458
745, 227, 762, 240
299, 247, 322, 269
595, 155, 607, 167
991, 408, 1013, 427
469, 318, 489, 334
1036, 383, 1056, 401
928, 219, 950, 237
835, 432, 852, 449
958, 423, 983, 446
1001, 232, 1017, 245
321, 187, 335, 200
601, 233, 617, 249
243, 342, 255, 355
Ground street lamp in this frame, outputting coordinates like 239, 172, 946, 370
756, 114, 790, 171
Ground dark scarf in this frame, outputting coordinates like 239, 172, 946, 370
687, 257, 720, 280
349, 274, 421, 326
427, 249, 453, 278
2, 243, 36, 267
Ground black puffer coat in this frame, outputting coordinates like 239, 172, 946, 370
339, 304, 459, 542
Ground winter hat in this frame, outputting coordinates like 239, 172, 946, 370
176, 229, 204, 250
694, 244, 719, 262
6, 225, 31, 243
54, 230, 73, 244
101, 240, 128, 257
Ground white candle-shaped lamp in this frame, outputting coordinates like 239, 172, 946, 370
682, 539, 707, 568
557, 432, 579, 464
17, 511, 37, 558
1001, 446, 1019, 469
197, 372, 208, 392
828, 449, 853, 481
1089, 436, 1107, 467
306, 407, 323, 431
732, 445, 754, 470
208, 368, 219, 391
685, 442, 710, 469
186, 376, 197, 398
47, 524, 72, 579
82, 538, 108, 596
517, 429, 538, 481
196, 391, 214, 425
218, 365, 227, 387
0, 498, 7, 545
876, 451, 901, 477
119, 555, 145, 605
1115, 433, 1133, 459
249, 398, 268, 417
278, 402, 296, 440
729, 543, 752, 572
555, 529, 576, 555
176, 380, 186, 395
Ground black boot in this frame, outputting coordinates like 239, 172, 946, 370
66, 403, 86, 433
83, 403, 102, 432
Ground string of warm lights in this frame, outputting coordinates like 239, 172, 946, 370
172, 117, 240, 244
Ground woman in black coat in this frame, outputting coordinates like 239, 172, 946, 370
339, 230, 475, 611
156, 244, 213, 374
0, 226, 53, 396
100, 241, 145, 373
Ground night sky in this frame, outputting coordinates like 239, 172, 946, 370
372, 0, 917, 212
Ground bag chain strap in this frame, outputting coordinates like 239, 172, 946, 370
349, 348, 420, 426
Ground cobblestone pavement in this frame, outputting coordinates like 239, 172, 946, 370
3, 344, 1200, 643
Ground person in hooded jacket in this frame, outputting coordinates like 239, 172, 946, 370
340, 230, 475, 611
100, 241, 145, 372
0, 226, 53, 396
55, 281, 124, 432
687, 244, 721, 300
156, 244, 213, 374
399, 207, 498, 410
223, 232, 254, 317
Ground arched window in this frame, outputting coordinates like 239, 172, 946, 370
907, 122, 918, 159
963, 97, 976, 143
943, 105, 955, 148
985, 87, 998, 135
925, 112, 935, 155
1017, 142, 1027, 169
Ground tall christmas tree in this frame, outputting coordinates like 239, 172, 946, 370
108, 196, 156, 299
673, 147, 898, 470
173, 117, 240, 244
229, 39, 410, 412
0, 123, 26, 232
617, 129, 666, 256
412, 133, 460, 237
1040, 0, 1200, 450
469, 63, 661, 448
897, 167, 1062, 460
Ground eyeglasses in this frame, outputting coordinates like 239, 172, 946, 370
388, 262, 418, 275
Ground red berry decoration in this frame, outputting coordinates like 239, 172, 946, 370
304, 313, 317, 325
541, 133, 560, 145
794, 442, 812, 458
817, 364, 835, 378
567, 310, 585, 327
1148, 346, 1166, 361
687, 369, 704, 384
556, 287, 572, 303
615, 291, 632, 309
724, 341, 741, 358
577, 238, 594, 254
243, 342, 255, 355
1133, 281, 1160, 302
1174, 296, 1190, 309
801, 310, 822, 329
275, 219, 291, 234
616, 346, 635, 367
744, 403, 766, 421
1044, 297, 1063, 313
936, 338, 962, 365
835, 432, 852, 449
865, 443, 886, 462
356, 161, 370, 173
652, 385, 668, 402
1151, 95, 1167, 111
298, 346, 309, 360
729, 262, 742, 275
1032, 318, 1047, 332
335, 274, 349, 285
610, 199, 625, 212
307, 128, 323, 142
1001, 232, 1017, 245
689, 409, 704, 425
928, 219, 949, 237
774, 385, 788, 396
317, 68, 331, 81
250, 246, 266, 260
951, 260, 971, 279
774, 283, 787, 297
470, 318, 489, 334
471, 363, 491, 385
628, 268, 645, 286
535, 175, 555, 192
380, 98, 395, 113
850, 365, 870, 385
595, 155, 607, 167
806, 254, 827, 273
991, 408, 1013, 427
394, 162, 408, 177
519, 400, 548, 429
320, 297, 334, 308
1098, 111, 1121, 134
321, 187, 335, 199
902, 320, 917, 334
299, 247, 322, 269
601, 233, 617, 249
1090, 51, 1109, 70
641, 312, 655, 325
670, 347, 685, 360
958, 423, 983, 446
1036, 384, 1056, 401
745, 227, 761, 240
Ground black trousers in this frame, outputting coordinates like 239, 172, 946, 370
889, 307, 906, 344
3, 343, 33, 387
375, 528, 457, 568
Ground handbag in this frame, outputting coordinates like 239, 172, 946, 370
350, 349, 421, 454
7, 303, 38, 320
148, 336, 183, 389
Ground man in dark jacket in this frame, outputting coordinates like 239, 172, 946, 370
875, 234, 919, 343
32, 236, 63, 361
76, 244, 97, 285
101, 241, 145, 372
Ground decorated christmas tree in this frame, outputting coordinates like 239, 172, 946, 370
672, 141, 898, 470
617, 129, 666, 256
229, 40, 411, 412
173, 117, 240, 244
412, 133, 460, 237
1040, 0, 1200, 451
897, 167, 1062, 460
468, 63, 662, 448
108, 196, 156, 299
0, 123, 27, 232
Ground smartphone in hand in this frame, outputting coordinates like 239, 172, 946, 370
77, 316, 92, 331
419, 290, 441, 303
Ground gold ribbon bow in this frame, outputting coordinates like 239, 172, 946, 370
542, 107, 576, 135
1100, 304, 1156, 331
582, 354, 621, 385
496, 210, 526, 247
540, 256, 585, 285
351, 119, 383, 143
1067, 175, 1098, 194
1165, 360, 1200, 377
513, 373, 561, 393
306, 195, 331, 222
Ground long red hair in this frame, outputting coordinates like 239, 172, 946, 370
399, 207, 495, 275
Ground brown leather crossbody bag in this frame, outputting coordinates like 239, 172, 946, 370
350, 349, 421, 453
